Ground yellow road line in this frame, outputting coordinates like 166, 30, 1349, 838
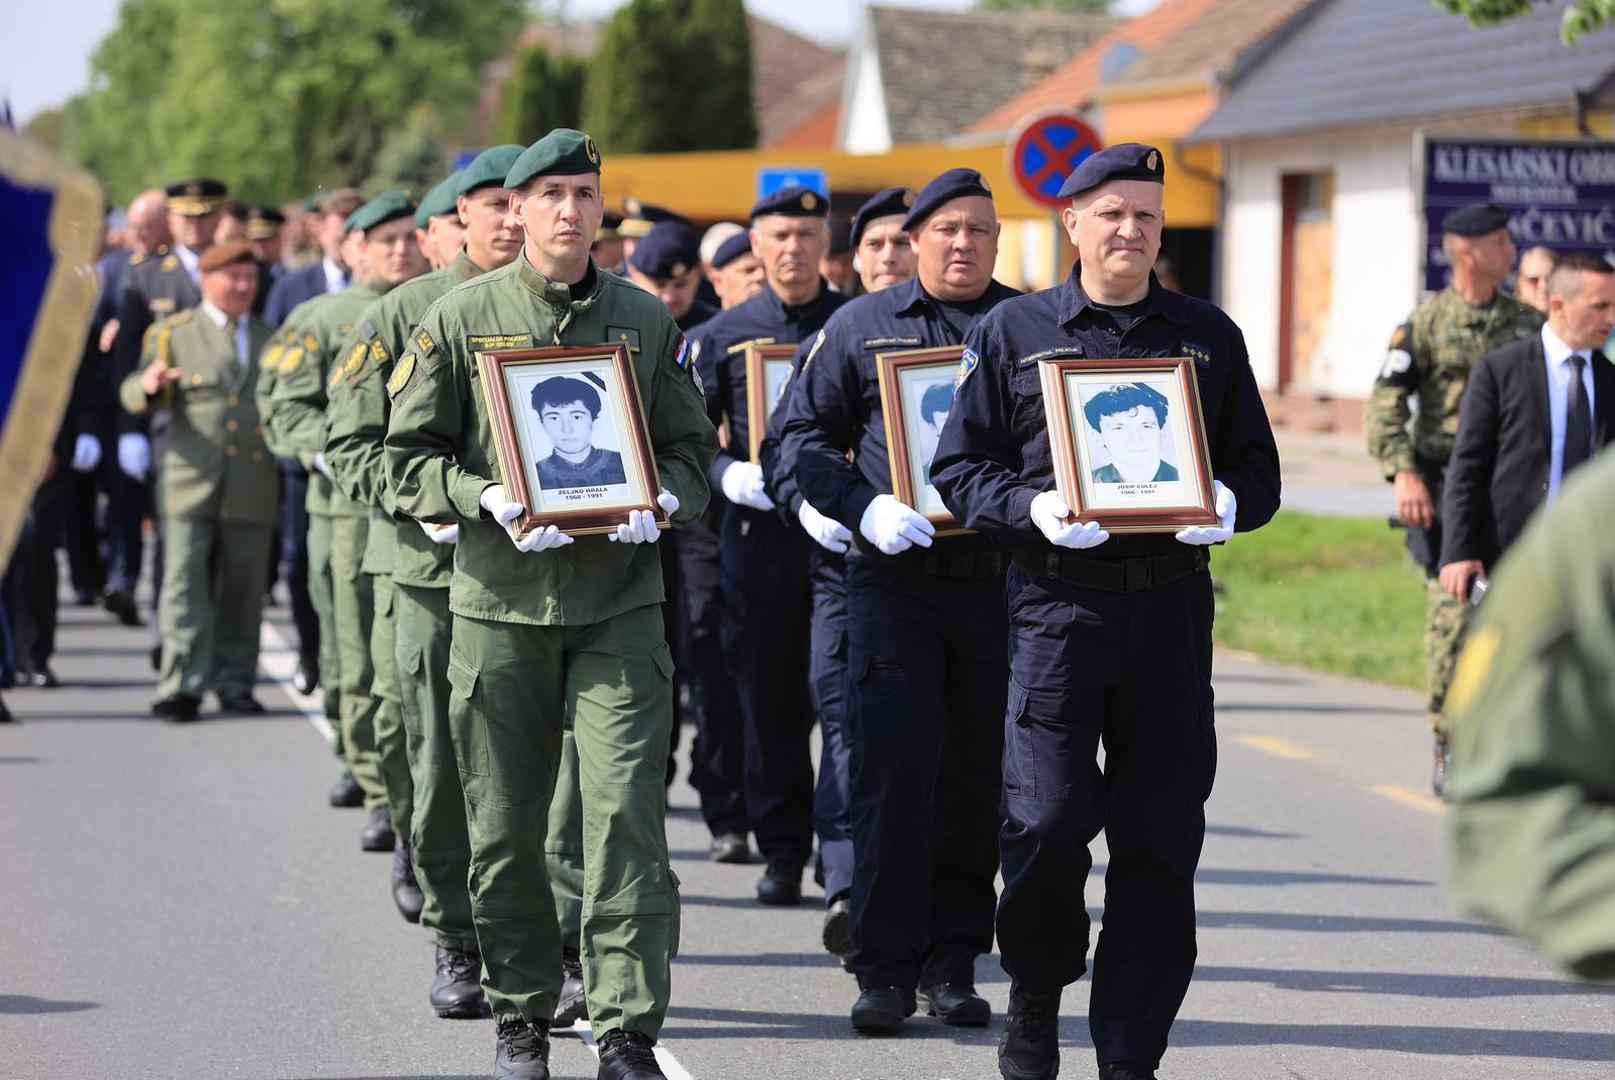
1369, 784, 1447, 815
1233, 734, 1318, 760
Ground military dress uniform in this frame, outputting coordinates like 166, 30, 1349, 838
689, 186, 848, 898
931, 146, 1280, 1075
781, 171, 1021, 1028
384, 132, 718, 1053
1364, 245, 1541, 735
119, 265, 276, 716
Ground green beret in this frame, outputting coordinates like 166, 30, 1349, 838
348, 189, 415, 234
505, 128, 603, 189
415, 171, 464, 227
458, 145, 526, 197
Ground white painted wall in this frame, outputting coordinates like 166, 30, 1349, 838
837, 12, 893, 154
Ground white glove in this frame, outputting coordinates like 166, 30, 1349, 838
418, 520, 459, 545
1176, 481, 1236, 546
71, 433, 102, 473
1030, 490, 1109, 550
858, 493, 936, 555
312, 451, 335, 481
117, 433, 150, 481
720, 460, 775, 511
480, 483, 575, 553
797, 500, 852, 554
513, 524, 574, 553
608, 490, 680, 544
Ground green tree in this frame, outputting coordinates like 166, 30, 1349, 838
493, 41, 586, 146
366, 105, 452, 195
583, 0, 755, 153
1434, 0, 1612, 43
977, 0, 1110, 12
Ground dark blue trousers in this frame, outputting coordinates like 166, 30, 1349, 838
844, 554, 1005, 990
106, 464, 146, 595
997, 563, 1217, 1070
676, 509, 748, 839
808, 551, 852, 903
278, 461, 318, 664
720, 507, 815, 869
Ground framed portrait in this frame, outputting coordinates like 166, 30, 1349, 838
476, 345, 666, 537
875, 345, 969, 535
744, 343, 798, 463
1038, 357, 1218, 533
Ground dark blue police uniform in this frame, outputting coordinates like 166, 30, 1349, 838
784, 261, 1021, 997
691, 272, 847, 882
931, 263, 1279, 1066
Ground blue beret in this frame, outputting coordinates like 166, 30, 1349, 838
851, 187, 915, 246
710, 230, 753, 270
901, 169, 992, 231
750, 184, 827, 220
347, 189, 415, 234
458, 144, 525, 196
629, 221, 702, 279
1056, 143, 1164, 199
1441, 203, 1512, 238
414, 171, 464, 227
505, 128, 602, 189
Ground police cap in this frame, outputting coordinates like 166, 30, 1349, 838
828, 214, 854, 254
505, 128, 603, 190
750, 184, 828, 221
901, 169, 990, 231
198, 241, 255, 273
630, 221, 702, 280
1442, 203, 1512, 238
710, 230, 753, 270
415, 171, 464, 227
347, 190, 415, 235
246, 206, 285, 240
165, 178, 229, 216
598, 211, 624, 240
458, 145, 525, 197
1055, 143, 1164, 200
851, 187, 915, 247
619, 200, 689, 239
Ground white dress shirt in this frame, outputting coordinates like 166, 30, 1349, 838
1542, 323, 1597, 505
200, 299, 250, 366
175, 244, 200, 283
322, 254, 348, 295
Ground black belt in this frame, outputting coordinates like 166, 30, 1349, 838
919, 549, 1004, 580
1011, 546, 1207, 592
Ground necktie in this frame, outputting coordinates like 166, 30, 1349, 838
1563, 354, 1592, 477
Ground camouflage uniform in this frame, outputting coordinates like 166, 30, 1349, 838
1364, 287, 1541, 730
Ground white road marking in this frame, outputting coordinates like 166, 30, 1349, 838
261, 619, 698, 1078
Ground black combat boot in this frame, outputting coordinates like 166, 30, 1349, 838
822, 891, 856, 963
391, 840, 423, 923
755, 861, 802, 906
494, 1018, 550, 1079
919, 982, 990, 1027
430, 945, 483, 1019
596, 1029, 665, 1080
850, 986, 916, 1035
553, 948, 587, 1027
328, 770, 364, 807
999, 982, 1061, 1080
360, 804, 395, 851
1098, 1063, 1157, 1079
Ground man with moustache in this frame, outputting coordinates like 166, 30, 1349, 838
931, 145, 1280, 1080
325, 147, 525, 1018
781, 168, 1019, 1034
689, 185, 849, 906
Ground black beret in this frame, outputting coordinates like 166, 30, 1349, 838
619, 200, 689, 239
710, 230, 753, 270
827, 214, 853, 254
347, 189, 415, 234
630, 221, 702, 279
415, 171, 464, 227
505, 128, 602, 189
1056, 143, 1164, 199
1442, 203, 1512, 238
458, 144, 525, 196
750, 184, 828, 220
901, 169, 992, 231
851, 187, 915, 247
165, 178, 229, 216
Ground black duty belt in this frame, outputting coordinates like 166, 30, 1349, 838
1011, 546, 1207, 593
919, 549, 1004, 580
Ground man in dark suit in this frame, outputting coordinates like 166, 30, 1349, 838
1440, 252, 1615, 602
262, 188, 364, 326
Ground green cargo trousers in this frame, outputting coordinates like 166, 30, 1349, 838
447, 604, 679, 1037
549, 722, 585, 947
1426, 577, 1472, 735
395, 582, 477, 952
371, 573, 412, 838
330, 514, 385, 806
156, 516, 272, 701
306, 512, 343, 740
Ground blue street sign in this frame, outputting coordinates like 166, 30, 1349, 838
450, 149, 482, 172
758, 167, 828, 201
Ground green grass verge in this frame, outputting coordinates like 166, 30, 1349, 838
1211, 509, 1425, 689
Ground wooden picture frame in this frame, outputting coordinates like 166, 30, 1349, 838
743, 342, 798, 463
476, 344, 666, 537
875, 345, 969, 536
1039, 357, 1218, 533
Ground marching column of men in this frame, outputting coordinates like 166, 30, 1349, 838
87, 127, 1284, 1080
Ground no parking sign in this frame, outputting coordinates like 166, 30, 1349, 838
1008, 112, 1103, 208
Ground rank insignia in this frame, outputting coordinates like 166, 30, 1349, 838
415, 328, 436, 355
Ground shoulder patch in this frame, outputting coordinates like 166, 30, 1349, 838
387, 353, 417, 398
330, 341, 367, 388
954, 346, 980, 390
129, 251, 148, 266
261, 342, 286, 372
161, 254, 179, 272
1389, 324, 1408, 349
304, 333, 320, 352
280, 346, 305, 375
1447, 623, 1502, 717
803, 330, 827, 372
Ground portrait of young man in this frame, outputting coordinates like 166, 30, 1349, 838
1083, 381, 1178, 484
530, 374, 628, 491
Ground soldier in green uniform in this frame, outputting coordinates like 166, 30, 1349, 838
271, 192, 427, 850
324, 146, 527, 1018
119, 241, 276, 721
1363, 202, 1541, 795
385, 128, 718, 1080
1446, 450, 1615, 983
415, 169, 468, 272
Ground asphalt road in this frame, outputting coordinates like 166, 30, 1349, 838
2, 594, 1611, 1080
